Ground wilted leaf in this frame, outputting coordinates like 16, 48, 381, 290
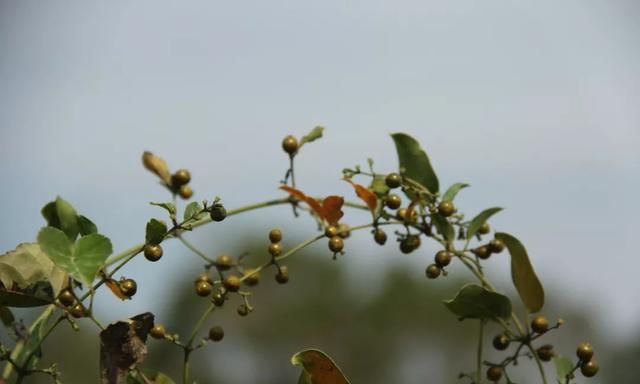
145, 219, 167, 245
41, 197, 80, 241
291, 349, 350, 384
344, 179, 377, 214
105, 279, 128, 300
321, 196, 344, 226
432, 215, 455, 243
101, 313, 155, 384
467, 207, 503, 240
183, 202, 204, 221
391, 133, 439, 194
553, 355, 575, 384
495, 232, 545, 313
78, 215, 98, 236
444, 284, 512, 321
369, 175, 390, 197
442, 183, 469, 202
142, 152, 172, 185
38, 228, 112, 287
299, 126, 325, 147
0, 283, 55, 307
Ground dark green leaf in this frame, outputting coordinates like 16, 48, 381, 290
78, 215, 98, 236
146, 219, 168, 245
41, 197, 80, 241
391, 133, 439, 194
369, 175, 390, 198
291, 349, 350, 384
442, 183, 469, 202
432, 215, 455, 243
495, 232, 545, 313
0, 305, 14, 326
299, 126, 324, 146
183, 202, 204, 221
553, 356, 574, 384
467, 207, 503, 240
0, 284, 54, 307
444, 284, 512, 321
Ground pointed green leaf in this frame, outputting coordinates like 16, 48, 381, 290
553, 356, 575, 384
432, 215, 455, 243
444, 284, 512, 321
442, 183, 470, 202
291, 349, 350, 384
495, 232, 545, 313
41, 197, 80, 240
183, 202, 204, 221
146, 219, 168, 244
467, 207, 503, 239
391, 133, 439, 194
78, 215, 98, 236
299, 126, 325, 146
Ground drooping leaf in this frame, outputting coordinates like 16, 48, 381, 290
100, 313, 155, 384
150, 202, 177, 216
321, 196, 344, 226
38, 227, 112, 287
0, 282, 55, 307
467, 207, 503, 240
431, 215, 455, 243
553, 355, 575, 384
391, 133, 439, 194
495, 232, 545, 313
142, 151, 172, 185
145, 219, 167, 245
78, 215, 98, 236
291, 349, 350, 384
183, 201, 204, 221
299, 126, 325, 147
368, 175, 390, 197
41, 197, 80, 241
444, 284, 512, 321
0, 243, 66, 295
442, 183, 470, 202
344, 179, 377, 214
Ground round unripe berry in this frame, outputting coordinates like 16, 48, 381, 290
144, 244, 163, 262
178, 185, 193, 199
210, 204, 227, 222
268, 243, 282, 257
195, 273, 213, 285
576, 342, 594, 362
478, 222, 491, 235
399, 235, 421, 254
208, 326, 224, 342
397, 208, 417, 222
70, 303, 86, 318
425, 264, 441, 279
537, 344, 554, 362
119, 279, 137, 298
437, 201, 456, 217
282, 135, 299, 155
328, 236, 344, 253
488, 239, 505, 254
215, 254, 233, 271
171, 169, 191, 187
385, 173, 402, 189
269, 229, 282, 243
195, 281, 212, 297
472, 245, 492, 260
492, 334, 510, 351
435, 250, 452, 267
150, 324, 166, 339
384, 194, 402, 210
237, 304, 249, 317
486, 366, 503, 382
58, 289, 76, 307
531, 315, 549, 334
223, 275, 241, 292
275, 266, 289, 284
580, 360, 599, 378
325, 226, 339, 237
373, 228, 387, 245
212, 293, 225, 307
243, 270, 260, 287
337, 224, 351, 238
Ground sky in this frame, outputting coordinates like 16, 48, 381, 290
0, 0, 639, 346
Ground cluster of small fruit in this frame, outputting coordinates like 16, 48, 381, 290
55, 278, 137, 319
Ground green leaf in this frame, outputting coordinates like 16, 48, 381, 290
467, 207, 503, 240
128, 371, 175, 384
12, 305, 55, 370
391, 133, 439, 194
495, 232, 545, 313
442, 183, 469, 202
299, 126, 325, 146
41, 197, 80, 241
291, 349, 350, 384
38, 227, 112, 286
150, 201, 177, 217
432, 215, 455, 243
0, 284, 54, 307
444, 284, 512, 321
78, 215, 98, 236
146, 219, 168, 244
369, 175, 390, 198
183, 202, 204, 221
553, 356, 575, 384
0, 306, 14, 326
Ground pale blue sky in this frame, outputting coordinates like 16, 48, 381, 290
1, 0, 639, 347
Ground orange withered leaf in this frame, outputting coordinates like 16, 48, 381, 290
322, 196, 344, 226
344, 179, 377, 214
105, 279, 128, 300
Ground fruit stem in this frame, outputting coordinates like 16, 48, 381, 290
476, 320, 485, 384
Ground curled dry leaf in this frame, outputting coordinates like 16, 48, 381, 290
105, 278, 128, 300
344, 179, 377, 214
279, 186, 344, 226
142, 152, 172, 186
